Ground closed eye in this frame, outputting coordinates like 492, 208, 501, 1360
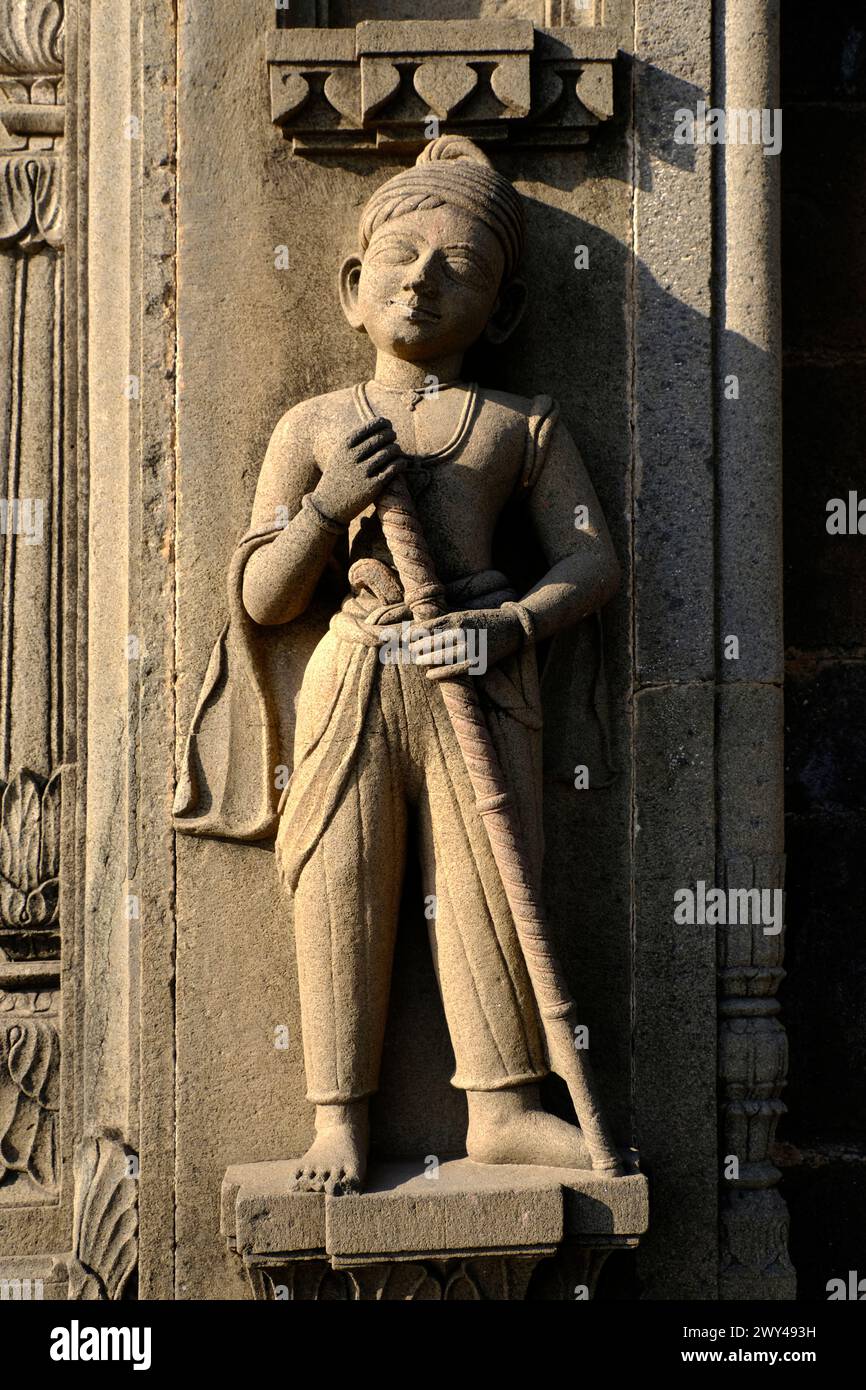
367, 235, 420, 266
440, 243, 491, 289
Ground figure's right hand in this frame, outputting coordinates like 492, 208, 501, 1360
312, 416, 405, 526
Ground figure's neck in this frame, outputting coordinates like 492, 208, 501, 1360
372, 353, 465, 390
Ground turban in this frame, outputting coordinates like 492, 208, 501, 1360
359, 136, 526, 282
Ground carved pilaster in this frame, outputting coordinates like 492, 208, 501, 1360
717, 854, 794, 1296
0, 0, 68, 1215
713, 0, 793, 1299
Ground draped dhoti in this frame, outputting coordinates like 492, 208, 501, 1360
275, 562, 549, 1104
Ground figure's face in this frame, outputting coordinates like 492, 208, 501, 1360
354, 205, 506, 362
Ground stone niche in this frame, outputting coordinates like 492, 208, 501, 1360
0, 0, 794, 1303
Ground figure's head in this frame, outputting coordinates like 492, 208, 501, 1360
339, 137, 528, 363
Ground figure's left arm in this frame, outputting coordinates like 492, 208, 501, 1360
404, 419, 620, 678
518, 418, 620, 642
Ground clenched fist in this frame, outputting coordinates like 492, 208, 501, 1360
313, 416, 405, 526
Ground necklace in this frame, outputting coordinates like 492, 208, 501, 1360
370, 379, 462, 412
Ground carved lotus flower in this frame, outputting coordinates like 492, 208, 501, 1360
0, 769, 61, 959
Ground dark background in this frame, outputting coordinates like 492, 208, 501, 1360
778, 4, 866, 1299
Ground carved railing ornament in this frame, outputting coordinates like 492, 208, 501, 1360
267, 20, 617, 155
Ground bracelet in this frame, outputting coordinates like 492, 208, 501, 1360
501, 599, 537, 647
301, 491, 348, 536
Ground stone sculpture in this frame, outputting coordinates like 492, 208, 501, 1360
175, 136, 621, 1196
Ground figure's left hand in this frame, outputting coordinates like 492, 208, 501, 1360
379, 607, 524, 680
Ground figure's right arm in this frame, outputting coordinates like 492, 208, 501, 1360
241, 402, 404, 626
241, 403, 337, 627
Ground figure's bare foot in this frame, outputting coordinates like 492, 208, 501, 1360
290, 1100, 368, 1195
465, 1085, 592, 1170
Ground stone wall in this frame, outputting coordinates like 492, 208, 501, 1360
0, 0, 804, 1302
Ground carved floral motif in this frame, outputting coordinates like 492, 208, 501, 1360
0, 0, 63, 76
0, 768, 61, 960
0, 153, 61, 245
0, 988, 59, 1191
68, 1136, 139, 1300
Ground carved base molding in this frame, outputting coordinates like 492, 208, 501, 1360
0, 1253, 68, 1301
0, 1135, 138, 1301
223, 1156, 647, 1302
246, 1244, 616, 1301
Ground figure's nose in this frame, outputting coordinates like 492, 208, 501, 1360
402, 249, 437, 294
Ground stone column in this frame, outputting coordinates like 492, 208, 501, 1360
714, 0, 795, 1299
0, 0, 67, 1217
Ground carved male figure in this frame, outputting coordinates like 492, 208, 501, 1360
176, 138, 619, 1194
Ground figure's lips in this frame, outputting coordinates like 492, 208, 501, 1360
387, 299, 440, 322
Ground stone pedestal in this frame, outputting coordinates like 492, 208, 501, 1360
222, 1157, 648, 1301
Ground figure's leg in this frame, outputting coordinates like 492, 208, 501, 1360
288, 728, 406, 1194
417, 685, 590, 1171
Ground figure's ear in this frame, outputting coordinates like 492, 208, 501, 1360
338, 254, 366, 331
485, 276, 528, 345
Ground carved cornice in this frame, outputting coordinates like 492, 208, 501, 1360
68, 1136, 139, 1300
267, 20, 617, 155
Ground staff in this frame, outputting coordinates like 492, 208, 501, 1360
378, 475, 623, 1175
